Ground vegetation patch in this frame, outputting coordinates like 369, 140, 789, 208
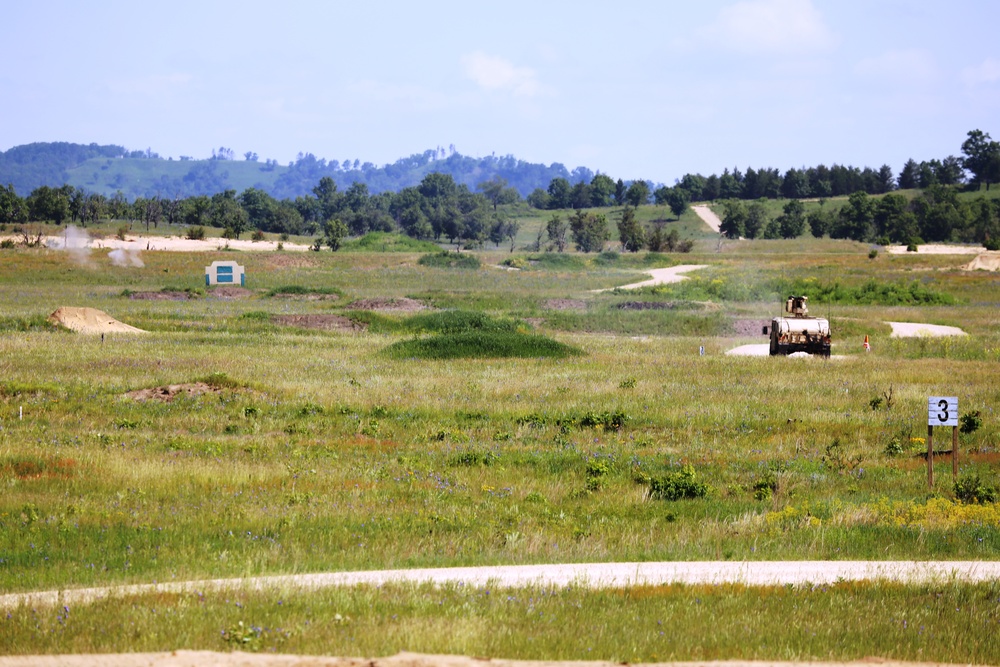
384, 331, 583, 360
341, 232, 440, 253
779, 278, 955, 306
417, 251, 481, 269
266, 285, 342, 299
1, 455, 78, 480
0, 314, 60, 333
648, 465, 710, 500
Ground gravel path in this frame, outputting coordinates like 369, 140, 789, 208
593, 265, 708, 292
691, 205, 722, 233
5, 561, 1000, 612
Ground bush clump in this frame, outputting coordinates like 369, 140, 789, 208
404, 310, 521, 335
954, 473, 998, 504
267, 285, 341, 297
418, 251, 481, 269
779, 278, 954, 306
384, 331, 583, 360
648, 465, 709, 501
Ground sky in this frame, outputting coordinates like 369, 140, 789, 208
3, 0, 999, 184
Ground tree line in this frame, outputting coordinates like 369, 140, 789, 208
527, 129, 1000, 213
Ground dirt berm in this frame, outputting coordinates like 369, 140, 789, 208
47, 307, 146, 334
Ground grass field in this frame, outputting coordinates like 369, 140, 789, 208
1, 224, 999, 660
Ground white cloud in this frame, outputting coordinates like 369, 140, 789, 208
962, 58, 1000, 86
460, 51, 542, 97
854, 49, 939, 85
695, 0, 836, 55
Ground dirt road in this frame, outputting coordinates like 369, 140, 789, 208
691, 205, 722, 233
5, 561, 999, 612
593, 265, 707, 292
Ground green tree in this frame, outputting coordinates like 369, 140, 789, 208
961, 129, 1000, 191
0, 184, 28, 223
546, 213, 569, 252
744, 199, 769, 239
590, 174, 616, 207
547, 178, 571, 209
719, 200, 746, 239
807, 209, 831, 238
312, 176, 341, 220
321, 218, 349, 251
776, 199, 806, 238
666, 187, 690, 220
898, 159, 919, 189
569, 210, 609, 252
477, 176, 507, 210
617, 206, 645, 252
625, 180, 650, 207
209, 190, 248, 238
832, 191, 876, 241
26, 185, 70, 223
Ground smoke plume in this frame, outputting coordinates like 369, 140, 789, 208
108, 249, 145, 267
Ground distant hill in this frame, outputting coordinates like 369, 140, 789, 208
0, 142, 589, 200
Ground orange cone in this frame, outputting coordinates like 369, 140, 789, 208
863, 334, 870, 352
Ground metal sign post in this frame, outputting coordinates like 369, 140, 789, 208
927, 396, 958, 488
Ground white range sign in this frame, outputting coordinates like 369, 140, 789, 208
927, 396, 958, 427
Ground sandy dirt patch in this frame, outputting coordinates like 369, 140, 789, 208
885, 244, 983, 255
725, 344, 771, 356
543, 299, 586, 311
272, 315, 363, 332
593, 265, 708, 292
0, 652, 980, 667
346, 297, 427, 312
92, 235, 312, 253
47, 307, 145, 334
962, 252, 1000, 271
691, 205, 722, 233
125, 383, 222, 403
127, 290, 195, 301
888, 322, 967, 337
209, 287, 254, 299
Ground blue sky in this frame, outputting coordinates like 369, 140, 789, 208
3, 0, 999, 184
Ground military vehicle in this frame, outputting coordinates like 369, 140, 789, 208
764, 295, 831, 357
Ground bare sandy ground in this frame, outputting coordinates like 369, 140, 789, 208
887, 322, 967, 338
0, 232, 313, 253
0, 652, 986, 667
593, 265, 708, 292
691, 205, 722, 233
885, 244, 984, 255
47, 307, 145, 334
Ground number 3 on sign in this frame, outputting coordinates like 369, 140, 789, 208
928, 396, 958, 426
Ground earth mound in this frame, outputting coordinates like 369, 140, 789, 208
126, 383, 220, 402
962, 252, 1000, 271
208, 287, 253, 299
544, 299, 586, 311
272, 315, 363, 331
127, 291, 193, 301
48, 308, 145, 335
347, 297, 427, 312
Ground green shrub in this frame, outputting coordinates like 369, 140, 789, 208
403, 310, 521, 335
960, 411, 982, 434
0, 239, 14, 249
267, 285, 341, 297
449, 449, 499, 467
251, 230, 266, 242
186, 226, 206, 241
649, 465, 708, 501
418, 251, 481, 269
342, 232, 439, 253
985, 237, 1000, 251
578, 409, 629, 430
954, 473, 998, 504
779, 278, 954, 306
384, 331, 583, 360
